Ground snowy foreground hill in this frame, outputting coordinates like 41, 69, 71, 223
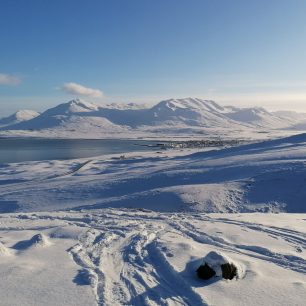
1, 98, 306, 138
0, 133, 305, 305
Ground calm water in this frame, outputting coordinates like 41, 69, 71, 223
0, 138, 166, 163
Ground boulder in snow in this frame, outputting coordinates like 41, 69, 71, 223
13, 233, 51, 250
29, 233, 50, 247
197, 251, 243, 280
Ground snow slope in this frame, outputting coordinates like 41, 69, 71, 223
0, 134, 306, 305
273, 110, 306, 121
0, 211, 305, 305
1, 133, 306, 213
224, 106, 289, 128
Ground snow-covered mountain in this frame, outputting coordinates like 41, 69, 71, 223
0, 109, 40, 128
92, 98, 247, 129
273, 110, 306, 121
222, 106, 297, 129
272, 110, 306, 130
2, 99, 126, 133
2, 98, 306, 135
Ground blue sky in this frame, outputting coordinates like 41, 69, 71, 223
1, 0, 306, 115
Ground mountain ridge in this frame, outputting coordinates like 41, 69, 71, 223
1, 98, 306, 134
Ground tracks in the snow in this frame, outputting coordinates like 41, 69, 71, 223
67, 214, 205, 306
170, 215, 306, 275
35, 210, 304, 305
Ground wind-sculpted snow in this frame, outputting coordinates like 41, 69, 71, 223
0, 210, 305, 305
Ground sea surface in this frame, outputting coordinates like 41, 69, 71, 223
0, 138, 166, 163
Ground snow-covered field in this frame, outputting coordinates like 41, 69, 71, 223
0, 211, 305, 305
0, 133, 306, 305
1, 133, 306, 213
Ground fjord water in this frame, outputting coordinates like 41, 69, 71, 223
0, 138, 164, 163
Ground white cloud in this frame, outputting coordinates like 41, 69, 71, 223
0, 73, 21, 86
61, 82, 104, 98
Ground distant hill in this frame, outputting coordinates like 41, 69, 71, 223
0, 110, 40, 128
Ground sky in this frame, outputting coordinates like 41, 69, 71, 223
1, 0, 306, 115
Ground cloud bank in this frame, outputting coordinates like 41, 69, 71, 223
61, 82, 104, 98
0, 73, 21, 86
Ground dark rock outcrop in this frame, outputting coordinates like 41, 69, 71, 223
196, 263, 216, 280
196, 251, 241, 281
221, 263, 237, 280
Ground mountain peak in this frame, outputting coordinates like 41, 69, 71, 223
14, 110, 40, 121
40, 99, 100, 117
65, 99, 100, 112
0, 109, 40, 128
153, 98, 225, 113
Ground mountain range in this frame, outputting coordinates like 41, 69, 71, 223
1, 98, 306, 136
